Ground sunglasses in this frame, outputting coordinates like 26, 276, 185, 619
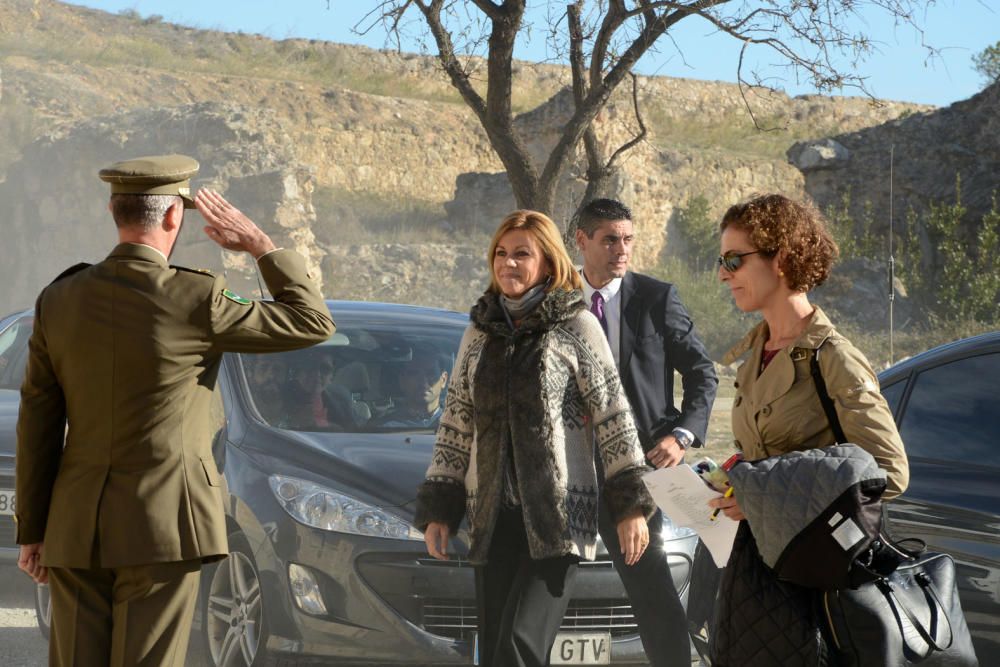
717, 250, 760, 272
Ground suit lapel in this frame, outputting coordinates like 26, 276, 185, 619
619, 272, 640, 381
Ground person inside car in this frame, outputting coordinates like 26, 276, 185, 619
281, 351, 345, 431
246, 354, 289, 425
374, 352, 448, 429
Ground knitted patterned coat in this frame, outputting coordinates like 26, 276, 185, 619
414, 287, 655, 564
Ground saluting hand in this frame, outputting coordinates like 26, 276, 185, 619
195, 188, 277, 259
17, 543, 48, 584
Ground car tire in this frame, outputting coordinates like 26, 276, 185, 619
34, 582, 51, 640
201, 532, 276, 667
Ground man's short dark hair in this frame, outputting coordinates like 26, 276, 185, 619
577, 198, 633, 236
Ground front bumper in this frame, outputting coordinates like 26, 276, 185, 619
249, 506, 695, 665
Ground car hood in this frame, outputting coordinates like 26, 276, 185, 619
243, 426, 437, 511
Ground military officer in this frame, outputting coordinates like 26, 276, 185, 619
14, 154, 335, 666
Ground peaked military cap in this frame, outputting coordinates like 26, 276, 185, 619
99, 154, 199, 208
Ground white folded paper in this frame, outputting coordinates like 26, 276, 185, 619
642, 464, 739, 568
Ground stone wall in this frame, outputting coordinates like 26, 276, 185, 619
788, 81, 1000, 231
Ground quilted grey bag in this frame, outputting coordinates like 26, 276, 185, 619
727, 443, 886, 590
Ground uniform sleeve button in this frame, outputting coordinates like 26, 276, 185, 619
761, 405, 772, 416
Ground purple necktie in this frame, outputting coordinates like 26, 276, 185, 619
590, 291, 608, 337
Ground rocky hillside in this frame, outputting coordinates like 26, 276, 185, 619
789, 80, 1000, 229
0, 0, 931, 316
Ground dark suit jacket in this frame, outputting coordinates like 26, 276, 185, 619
16, 243, 335, 568
616, 271, 717, 451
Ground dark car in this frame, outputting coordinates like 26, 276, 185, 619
878, 331, 1000, 663
0, 302, 699, 666
0, 310, 34, 566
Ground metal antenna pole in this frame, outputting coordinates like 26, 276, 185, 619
888, 144, 895, 366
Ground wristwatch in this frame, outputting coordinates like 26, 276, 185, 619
672, 428, 695, 449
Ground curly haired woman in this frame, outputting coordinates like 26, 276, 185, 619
708, 194, 909, 666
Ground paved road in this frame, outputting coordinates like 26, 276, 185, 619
0, 570, 46, 667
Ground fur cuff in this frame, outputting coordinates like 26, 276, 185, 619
603, 467, 656, 523
414, 479, 467, 534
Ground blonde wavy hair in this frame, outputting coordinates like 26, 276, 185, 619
486, 210, 582, 294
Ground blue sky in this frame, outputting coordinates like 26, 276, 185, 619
67, 1, 999, 107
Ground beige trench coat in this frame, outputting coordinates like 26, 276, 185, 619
722, 306, 908, 499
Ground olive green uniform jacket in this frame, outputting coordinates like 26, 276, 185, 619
15, 243, 335, 568
722, 306, 908, 500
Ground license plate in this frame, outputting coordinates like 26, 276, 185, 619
0, 489, 14, 516
472, 631, 612, 665
550, 632, 612, 665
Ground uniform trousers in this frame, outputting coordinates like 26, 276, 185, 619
475, 507, 579, 667
597, 497, 691, 666
47, 558, 201, 667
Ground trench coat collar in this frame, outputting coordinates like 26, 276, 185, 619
724, 306, 837, 412
108, 242, 169, 268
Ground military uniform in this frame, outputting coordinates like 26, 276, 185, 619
722, 305, 908, 499
15, 155, 335, 666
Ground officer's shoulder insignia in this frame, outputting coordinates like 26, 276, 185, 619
171, 265, 215, 278
51, 263, 91, 284
222, 288, 252, 305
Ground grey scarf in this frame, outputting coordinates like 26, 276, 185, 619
501, 280, 549, 322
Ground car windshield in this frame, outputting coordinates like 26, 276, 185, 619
237, 311, 466, 434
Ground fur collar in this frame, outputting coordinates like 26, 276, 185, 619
471, 287, 585, 338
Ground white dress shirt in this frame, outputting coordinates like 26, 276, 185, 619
581, 272, 623, 367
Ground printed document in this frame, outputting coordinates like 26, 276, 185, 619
643, 465, 739, 567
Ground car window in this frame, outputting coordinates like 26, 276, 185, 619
898, 352, 1000, 463
880, 379, 906, 419
239, 318, 465, 434
0, 316, 34, 390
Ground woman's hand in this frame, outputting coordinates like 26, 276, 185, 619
708, 494, 745, 521
616, 512, 649, 566
424, 521, 451, 560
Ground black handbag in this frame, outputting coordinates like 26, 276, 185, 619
821, 539, 978, 666
810, 348, 979, 666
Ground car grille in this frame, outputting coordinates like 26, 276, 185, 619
422, 598, 638, 641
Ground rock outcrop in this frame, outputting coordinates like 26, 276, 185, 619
789, 81, 1000, 229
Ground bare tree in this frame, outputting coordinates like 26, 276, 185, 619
349, 1, 935, 222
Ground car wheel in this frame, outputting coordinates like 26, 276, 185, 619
203, 533, 271, 667
34, 583, 51, 640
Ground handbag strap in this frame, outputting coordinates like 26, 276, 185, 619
810, 345, 847, 444
876, 570, 954, 653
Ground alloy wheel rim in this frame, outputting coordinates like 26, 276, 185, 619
206, 551, 263, 667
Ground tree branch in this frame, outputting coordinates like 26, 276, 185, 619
605, 72, 647, 172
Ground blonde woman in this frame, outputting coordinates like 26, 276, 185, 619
415, 210, 655, 667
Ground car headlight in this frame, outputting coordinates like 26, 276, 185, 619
269, 475, 423, 541
661, 514, 697, 541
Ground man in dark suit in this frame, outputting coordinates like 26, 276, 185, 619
576, 198, 718, 666
15, 154, 335, 666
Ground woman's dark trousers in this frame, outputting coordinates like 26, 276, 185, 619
598, 497, 691, 666
475, 507, 579, 667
